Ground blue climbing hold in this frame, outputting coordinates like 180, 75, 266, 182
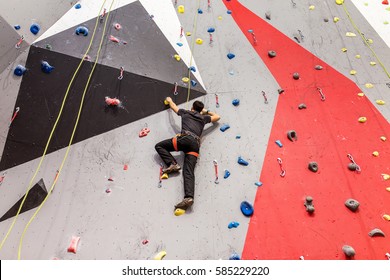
75, 3, 82, 9
198, 8, 203, 14
238, 156, 249, 166
14, 65, 27, 76
189, 66, 196, 72
232, 99, 240, 106
227, 10, 232, 14
248, 29, 253, 33
240, 201, 254, 217
255, 181, 263, 187
14, 25, 21, 30
176, 42, 183, 47
227, 52, 235, 59
224, 170, 231, 179
75, 26, 89, 36
41, 61, 54, 73
191, 80, 197, 87
229, 253, 241, 260
236, 135, 241, 139
207, 27, 215, 33
30, 23, 40, 35
220, 124, 230, 132
275, 140, 283, 148
228, 221, 240, 229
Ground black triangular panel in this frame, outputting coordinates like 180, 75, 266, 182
0, 179, 47, 222
34, 0, 204, 90
0, 46, 205, 171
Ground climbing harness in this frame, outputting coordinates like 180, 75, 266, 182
15, 36, 24, 49
9, 107, 20, 127
277, 158, 286, 177
118, 66, 124, 80
347, 154, 361, 173
158, 163, 163, 188
213, 160, 219, 184
173, 82, 179, 95
262, 91, 268, 104
215, 93, 220, 108
317, 87, 326, 101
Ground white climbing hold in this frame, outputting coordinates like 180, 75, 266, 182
380, 136, 387, 141
383, 214, 390, 221
382, 174, 390, 180
372, 151, 379, 157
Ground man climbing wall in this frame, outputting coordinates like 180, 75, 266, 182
155, 97, 220, 212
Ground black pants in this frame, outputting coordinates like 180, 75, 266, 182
155, 135, 199, 199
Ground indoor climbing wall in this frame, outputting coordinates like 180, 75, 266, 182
0, 0, 389, 260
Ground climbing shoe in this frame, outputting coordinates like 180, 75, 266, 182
175, 197, 194, 210
162, 163, 181, 174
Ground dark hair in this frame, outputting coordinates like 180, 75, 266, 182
192, 101, 204, 113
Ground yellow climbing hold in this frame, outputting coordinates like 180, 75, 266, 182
196, 38, 203, 45
164, 99, 169, 105
386, 7, 390, 11
350, 70, 357, 75
367, 38, 373, 44
174, 208, 185, 216
372, 151, 379, 157
370, 61, 376, 66
161, 173, 168, 179
186, 32, 192, 36
358, 117, 367, 123
355, 54, 361, 59
364, 2, 368, 6
376, 100, 385, 105
153, 251, 167, 260
383, 214, 390, 221
173, 54, 181, 61
335, 0, 344, 5
218, 16, 223, 20
177, 5, 185, 14
365, 83, 374, 88
341, 47, 347, 52
346, 32, 356, 37
309, 5, 315, 10
357, 93, 365, 97
182, 77, 189, 83
384, 21, 389, 25
380, 136, 387, 141
333, 17, 340, 22
382, 174, 390, 180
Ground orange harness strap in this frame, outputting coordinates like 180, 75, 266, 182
172, 137, 178, 151
186, 152, 199, 157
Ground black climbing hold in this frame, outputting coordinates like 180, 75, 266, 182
240, 201, 254, 217
348, 163, 358, 171
324, 18, 329, 22
308, 162, 318, 172
342, 245, 356, 258
287, 130, 297, 141
314, 65, 323, 70
268, 50, 276, 58
278, 88, 284, 94
368, 228, 385, 237
265, 12, 271, 20
345, 199, 359, 212
298, 103, 307, 109
304, 196, 315, 214
293, 72, 300, 80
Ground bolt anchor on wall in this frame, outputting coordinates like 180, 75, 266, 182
317, 87, 326, 101
15, 35, 24, 49
118, 66, 124, 80
262, 91, 268, 104
277, 158, 286, 177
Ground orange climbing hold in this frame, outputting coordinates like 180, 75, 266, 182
67, 236, 80, 254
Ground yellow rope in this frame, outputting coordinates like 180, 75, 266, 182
185, 0, 201, 109
0, 0, 108, 252
16, 0, 116, 260
342, 3, 390, 78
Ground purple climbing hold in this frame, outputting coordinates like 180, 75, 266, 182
41, 61, 54, 73
30, 23, 40, 35
228, 221, 240, 229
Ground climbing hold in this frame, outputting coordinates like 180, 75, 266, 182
345, 199, 360, 212
383, 214, 390, 221
164, 99, 169, 105
30, 23, 40, 35
255, 181, 263, 187
238, 157, 249, 166
227, 10, 232, 14
278, 88, 285, 94
182, 77, 189, 83
176, 42, 183, 47
350, 70, 357, 75
287, 130, 297, 141
324, 18, 329, 22
45, 44, 52, 50
229, 253, 241, 260
355, 54, 361, 59
190, 80, 197, 87
14, 65, 27, 76
293, 72, 300, 80
342, 245, 355, 258
348, 163, 359, 171
220, 124, 230, 132
207, 27, 215, 33
228, 221, 240, 229
336, 0, 344, 5
357, 93, 364, 97
223, 170, 231, 179
275, 140, 283, 148
173, 54, 181, 61
139, 127, 150, 138
109, 35, 120, 43
346, 32, 356, 37
177, 5, 185, 13
67, 236, 80, 254
198, 8, 203, 14
370, 61, 377, 66
376, 100, 385, 105
265, 12, 271, 20
218, 16, 223, 20
189, 66, 196, 72
75, 3, 81, 9
153, 251, 167, 260
41, 61, 54, 73
333, 17, 340, 23
232, 99, 240, 106
185, 32, 191, 36
161, 173, 168, 180
123, 164, 128, 170
105, 188, 111, 193
240, 201, 254, 217
308, 162, 319, 173
105, 97, 121, 106
268, 50, 277, 58
358, 117, 367, 123
14, 25, 21, 30
385, 21, 390, 25
380, 136, 387, 142
341, 48, 347, 52
304, 196, 315, 214
372, 151, 379, 157
75, 26, 89, 36
227, 53, 235, 59
383, 0, 389, 5
114, 23, 122, 30
174, 208, 185, 216
298, 103, 307, 109
368, 228, 385, 237
196, 38, 203, 45
382, 174, 390, 180
142, 239, 149, 245
314, 65, 323, 70
367, 38, 373, 44
309, 5, 315, 10
386, 187, 390, 192
236, 135, 241, 139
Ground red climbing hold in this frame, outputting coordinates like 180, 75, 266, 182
139, 127, 151, 137
67, 236, 80, 254
123, 164, 128, 170
383, 0, 389, 5
105, 97, 121, 106
109, 35, 120, 43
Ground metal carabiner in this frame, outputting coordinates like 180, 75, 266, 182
277, 158, 286, 177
